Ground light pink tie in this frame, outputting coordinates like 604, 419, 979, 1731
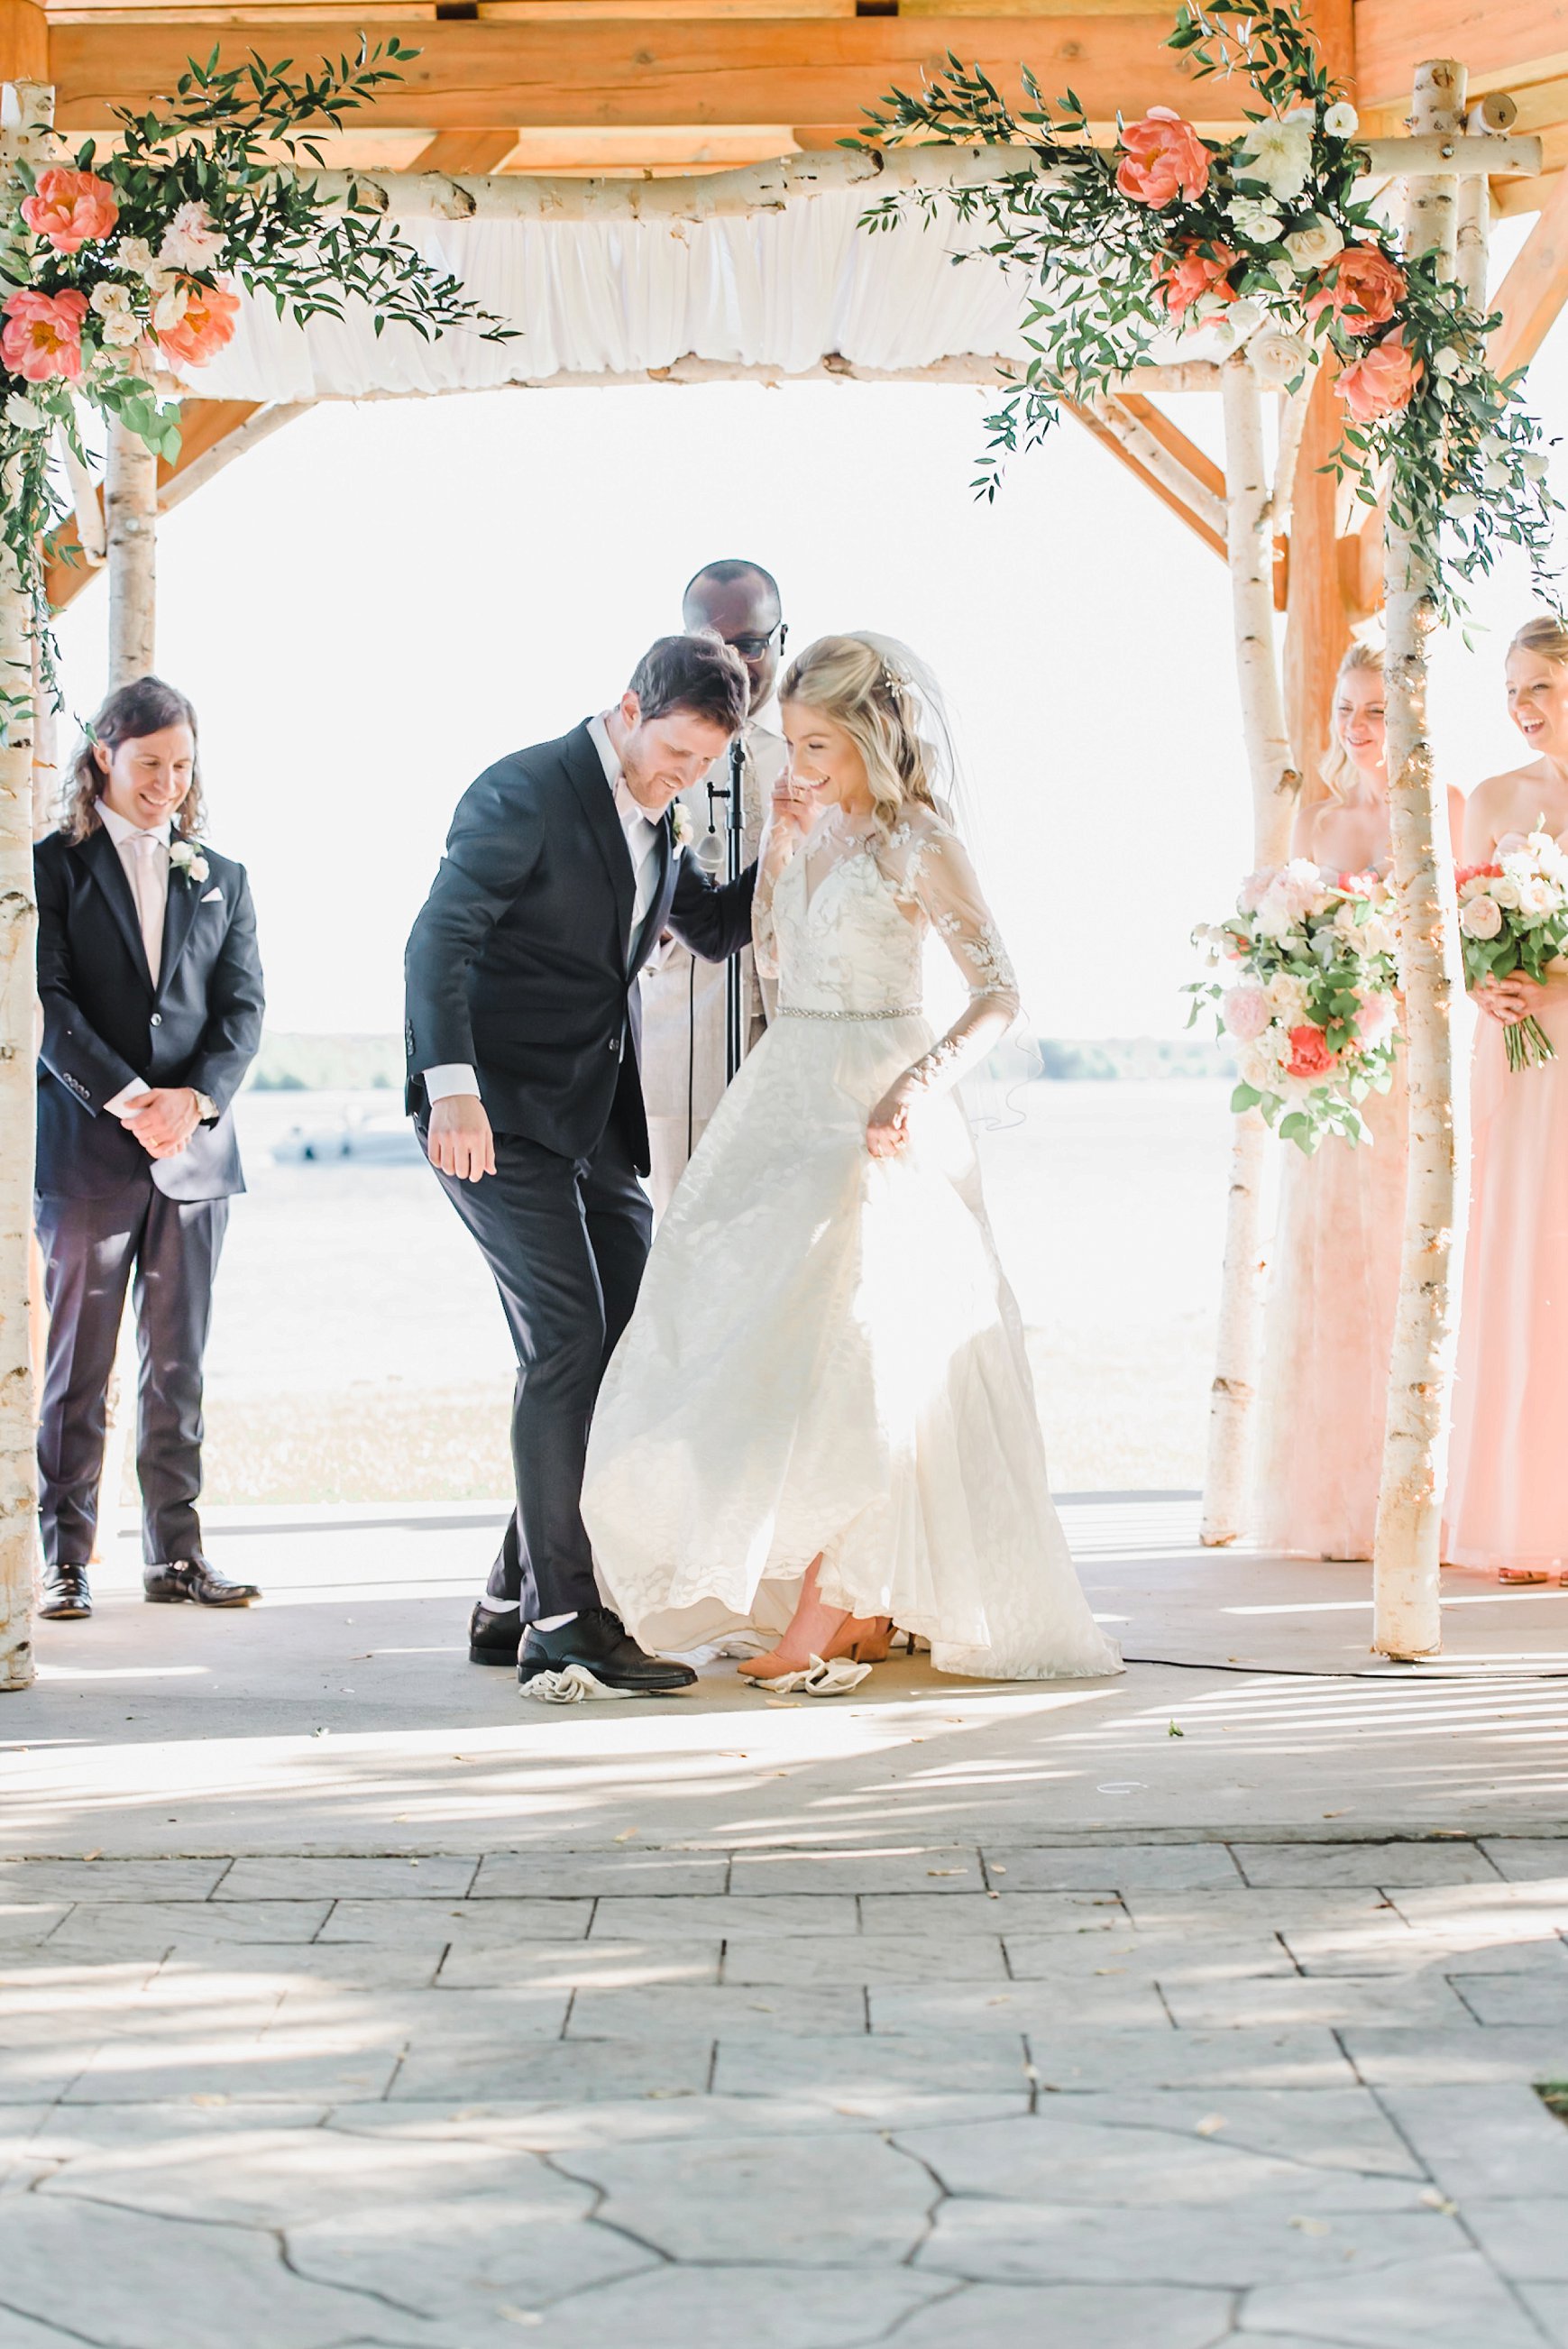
127, 832, 163, 986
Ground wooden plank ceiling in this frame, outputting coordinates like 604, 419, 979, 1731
0, 0, 1562, 202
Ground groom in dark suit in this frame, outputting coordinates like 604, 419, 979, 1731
405, 633, 755, 1697
33, 676, 265, 1620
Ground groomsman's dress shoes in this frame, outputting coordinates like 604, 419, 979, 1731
39, 1564, 92, 1620
469, 1600, 523, 1665
518, 1608, 697, 1700
144, 1557, 261, 1607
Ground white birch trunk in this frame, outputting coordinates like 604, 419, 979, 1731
105, 417, 157, 686
1200, 356, 1302, 1546
1371, 59, 1467, 1661
0, 76, 54, 1694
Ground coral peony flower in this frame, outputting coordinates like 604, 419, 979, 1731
20, 168, 119, 256
1224, 985, 1271, 1041
1335, 326, 1423, 425
1287, 1023, 1337, 1080
1, 286, 89, 383
153, 278, 241, 367
159, 201, 225, 272
1117, 108, 1211, 207
1152, 242, 1238, 320
1306, 243, 1407, 334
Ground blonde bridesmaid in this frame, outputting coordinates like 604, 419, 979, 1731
1253, 644, 1463, 1559
1445, 615, 1568, 1583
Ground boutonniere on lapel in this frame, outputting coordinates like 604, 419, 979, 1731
169, 840, 210, 887
670, 804, 693, 852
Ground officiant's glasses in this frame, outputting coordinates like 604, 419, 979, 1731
728, 621, 788, 662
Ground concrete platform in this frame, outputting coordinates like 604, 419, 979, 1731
4, 1496, 1565, 1858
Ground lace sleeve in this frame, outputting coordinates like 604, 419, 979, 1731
752, 815, 795, 982
890, 816, 1022, 1100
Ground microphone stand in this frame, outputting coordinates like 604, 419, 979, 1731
709, 734, 747, 1084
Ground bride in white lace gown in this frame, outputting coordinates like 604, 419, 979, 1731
582, 635, 1120, 1684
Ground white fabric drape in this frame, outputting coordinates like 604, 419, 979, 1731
188, 196, 1031, 400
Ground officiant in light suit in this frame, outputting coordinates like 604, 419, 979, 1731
640, 560, 789, 1216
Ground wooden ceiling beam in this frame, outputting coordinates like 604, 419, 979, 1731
0, 0, 47, 81
1490, 156, 1568, 377
47, 15, 1256, 131
1064, 397, 1226, 560
408, 128, 520, 173
1354, 0, 1568, 111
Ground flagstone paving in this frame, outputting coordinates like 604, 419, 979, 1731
2, 1833, 1566, 2347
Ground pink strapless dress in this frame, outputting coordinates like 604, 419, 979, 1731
1253, 1053, 1408, 1559
1444, 983, 1568, 1576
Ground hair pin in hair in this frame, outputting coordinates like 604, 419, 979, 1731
881, 665, 907, 703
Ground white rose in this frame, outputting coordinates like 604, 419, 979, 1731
1323, 101, 1359, 138
1431, 345, 1463, 378
1460, 895, 1503, 940
1248, 325, 1309, 387
1281, 215, 1343, 273
1235, 116, 1315, 204
1481, 459, 1512, 492
1491, 874, 1522, 911
159, 199, 225, 273
1265, 972, 1310, 1023
100, 309, 142, 350
1227, 196, 1285, 243
116, 236, 158, 280
4, 391, 46, 431
1224, 297, 1266, 337
1523, 452, 1549, 482
90, 280, 132, 318
1444, 490, 1479, 520
151, 282, 189, 333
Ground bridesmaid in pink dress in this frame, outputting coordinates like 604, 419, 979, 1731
1254, 645, 1463, 1558
1445, 615, 1568, 1583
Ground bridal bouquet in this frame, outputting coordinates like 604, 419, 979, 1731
1189, 861, 1402, 1151
1456, 829, 1568, 1072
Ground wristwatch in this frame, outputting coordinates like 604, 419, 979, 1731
192, 1090, 218, 1124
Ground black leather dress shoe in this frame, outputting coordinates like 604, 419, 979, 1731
144, 1557, 260, 1607
518, 1607, 696, 1697
39, 1563, 92, 1620
469, 1600, 522, 1665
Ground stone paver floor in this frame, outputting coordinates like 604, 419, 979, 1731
3, 1833, 1567, 2348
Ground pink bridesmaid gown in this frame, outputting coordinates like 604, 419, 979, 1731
1253, 1053, 1408, 1559
1444, 975, 1568, 1577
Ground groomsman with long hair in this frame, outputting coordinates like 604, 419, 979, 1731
32, 676, 265, 1620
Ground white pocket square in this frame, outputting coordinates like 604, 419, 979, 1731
200, 887, 223, 904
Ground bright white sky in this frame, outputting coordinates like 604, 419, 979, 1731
53, 217, 1566, 1041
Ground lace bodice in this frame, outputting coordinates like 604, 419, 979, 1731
754, 802, 1022, 1093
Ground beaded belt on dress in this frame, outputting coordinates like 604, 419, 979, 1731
777, 1003, 922, 1023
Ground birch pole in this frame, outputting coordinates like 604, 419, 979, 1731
1200, 354, 1302, 1546
0, 76, 53, 1694
105, 417, 157, 684
1371, 58, 1467, 1661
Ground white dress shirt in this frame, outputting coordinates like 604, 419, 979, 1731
424, 714, 663, 1106
98, 802, 170, 1119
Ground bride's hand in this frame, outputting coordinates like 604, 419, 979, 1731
867, 1085, 912, 1159
769, 775, 819, 842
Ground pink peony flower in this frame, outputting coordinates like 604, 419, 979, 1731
20, 167, 119, 255
1335, 327, 1423, 426
1223, 985, 1270, 1041
153, 278, 241, 368
1305, 243, 1407, 335
1460, 894, 1504, 940
1456, 861, 1503, 890
1, 286, 89, 382
1117, 109, 1211, 208
1353, 989, 1396, 1045
1152, 242, 1239, 319
1287, 1023, 1338, 1081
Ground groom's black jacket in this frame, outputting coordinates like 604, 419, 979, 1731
404, 720, 756, 1173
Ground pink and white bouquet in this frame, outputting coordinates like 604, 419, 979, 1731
1457, 828, 1568, 1072
1189, 860, 1402, 1152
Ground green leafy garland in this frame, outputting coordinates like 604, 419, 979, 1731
1, 39, 512, 727
856, 0, 1556, 617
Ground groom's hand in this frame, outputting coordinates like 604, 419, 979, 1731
427, 1095, 497, 1183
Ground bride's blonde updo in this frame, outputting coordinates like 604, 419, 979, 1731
779, 634, 940, 830
1510, 612, 1568, 669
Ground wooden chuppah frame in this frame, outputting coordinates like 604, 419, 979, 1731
0, 74, 1547, 1688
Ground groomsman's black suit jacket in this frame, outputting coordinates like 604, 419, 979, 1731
33, 825, 265, 1202
404, 720, 758, 1174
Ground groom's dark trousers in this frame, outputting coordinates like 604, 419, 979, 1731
406, 720, 755, 1622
